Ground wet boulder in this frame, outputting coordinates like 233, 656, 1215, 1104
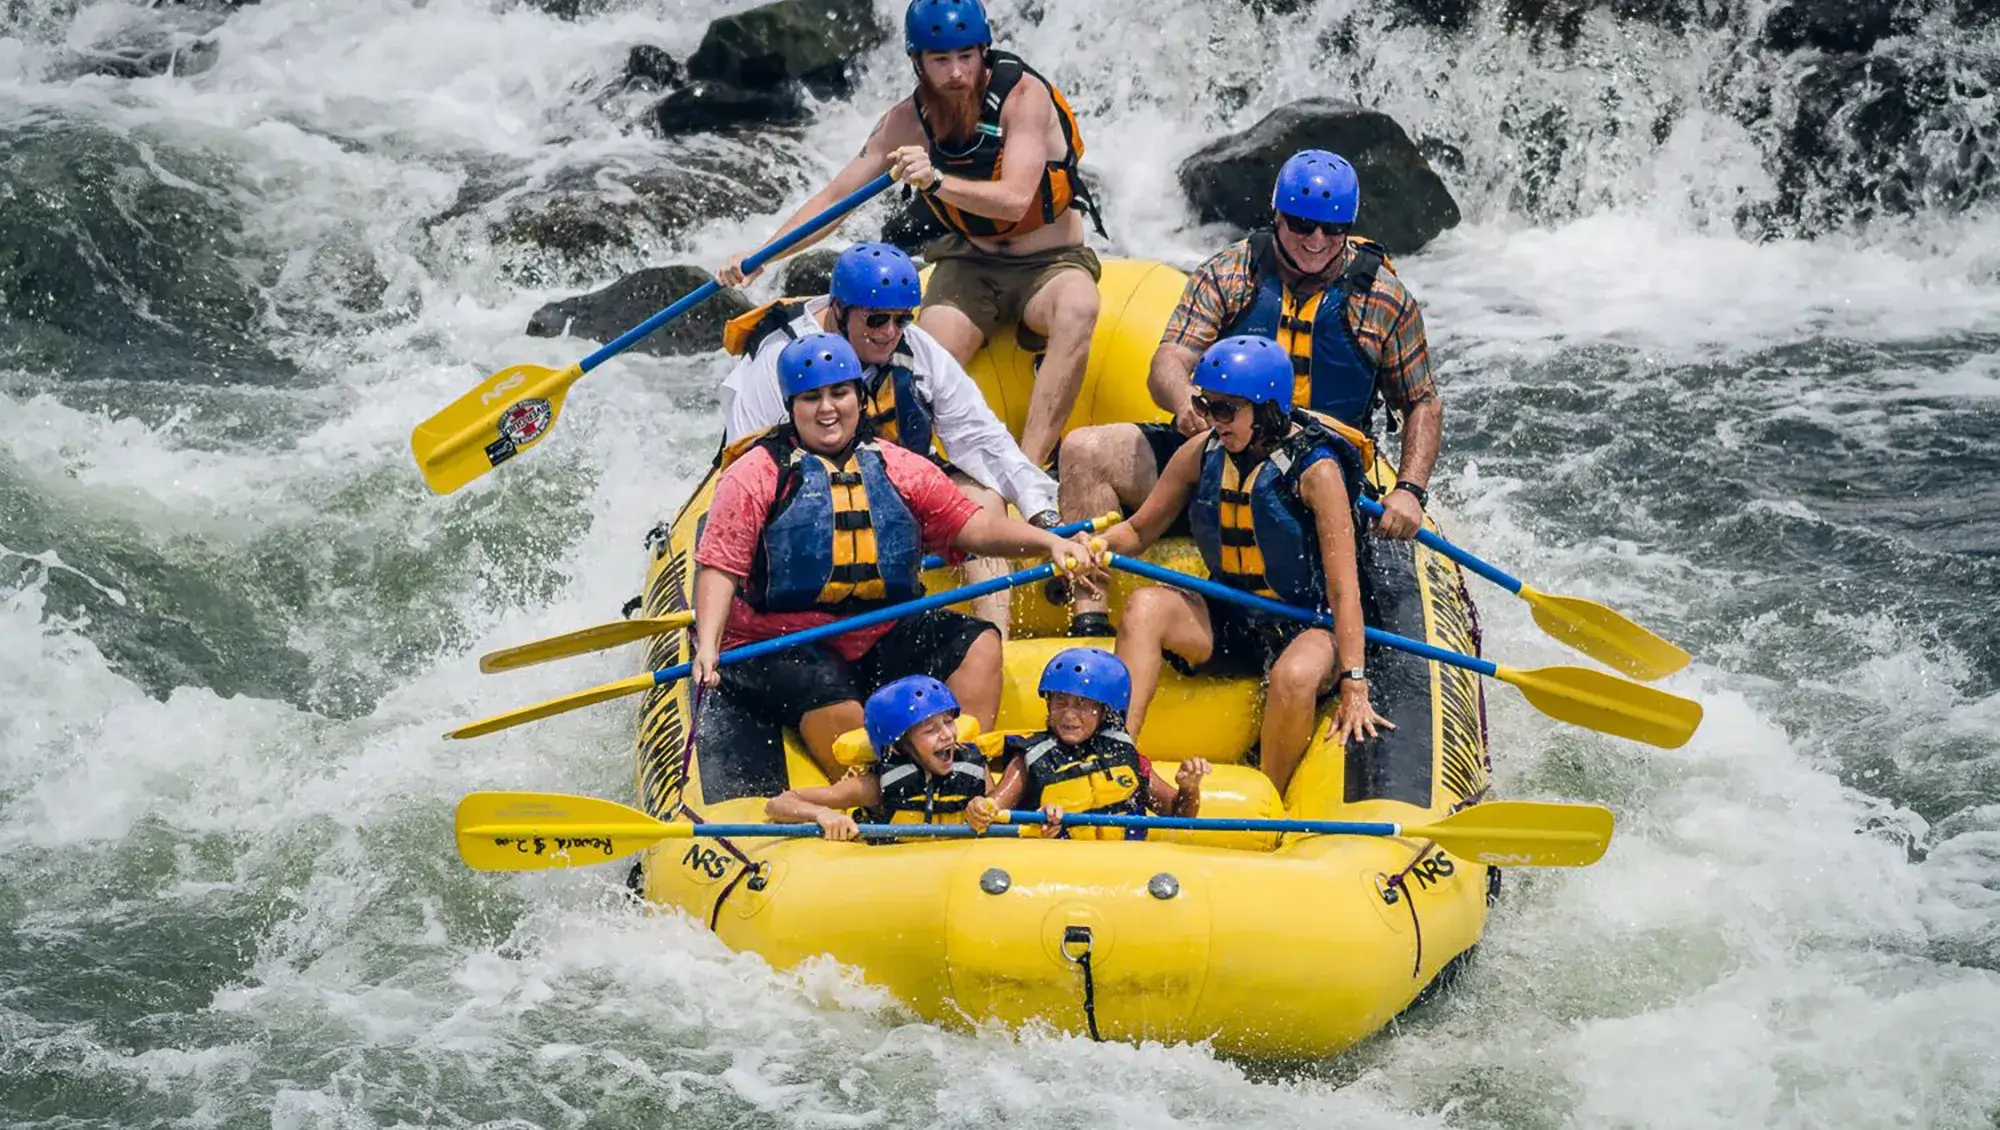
526, 266, 752, 357
777, 247, 843, 297
651, 79, 810, 137
685, 0, 886, 97
1177, 98, 1462, 254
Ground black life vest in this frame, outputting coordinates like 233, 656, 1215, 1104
874, 741, 990, 825
1010, 728, 1147, 842
915, 49, 1105, 240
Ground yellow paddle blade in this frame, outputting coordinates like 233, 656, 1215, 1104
479, 612, 696, 673
446, 672, 657, 740
454, 791, 688, 871
1496, 663, 1703, 749
410, 362, 585, 495
1413, 800, 1615, 867
1521, 584, 1691, 682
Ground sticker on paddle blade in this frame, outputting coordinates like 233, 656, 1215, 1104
485, 397, 552, 466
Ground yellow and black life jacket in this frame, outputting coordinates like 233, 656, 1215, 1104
1010, 728, 1147, 842
915, 49, 1105, 240
873, 741, 991, 825
745, 429, 924, 614
1223, 233, 1396, 431
723, 299, 939, 457
1187, 414, 1368, 612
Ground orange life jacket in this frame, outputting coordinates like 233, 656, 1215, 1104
914, 50, 1105, 241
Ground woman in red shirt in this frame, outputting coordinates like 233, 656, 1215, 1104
692, 333, 1093, 776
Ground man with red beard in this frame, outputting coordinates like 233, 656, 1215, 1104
717, 0, 1104, 471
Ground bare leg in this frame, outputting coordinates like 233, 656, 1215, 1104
1112, 586, 1213, 736
1054, 422, 1162, 617
944, 627, 1003, 731
1017, 269, 1101, 467
798, 700, 865, 780
917, 303, 984, 365
1260, 629, 1337, 797
951, 474, 1013, 639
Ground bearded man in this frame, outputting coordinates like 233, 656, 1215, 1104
717, 0, 1105, 471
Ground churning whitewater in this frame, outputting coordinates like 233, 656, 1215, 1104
4, 0, 1999, 1125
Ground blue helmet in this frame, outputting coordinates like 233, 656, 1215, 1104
830, 242, 922, 310
864, 674, 961, 757
1272, 149, 1359, 226
1192, 335, 1294, 412
777, 332, 865, 400
1038, 647, 1132, 717
905, 0, 991, 53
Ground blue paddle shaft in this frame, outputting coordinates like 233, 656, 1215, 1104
918, 514, 1095, 571
1356, 496, 1522, 594
1106, 554, 1500, 679
1004, 810, 1400, 836
651, 561, 1058, 686
579, 173, 896, 373
690, 823, 1022, 839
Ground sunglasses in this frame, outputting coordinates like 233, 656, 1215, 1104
854, 310, 916, 330
1279, 213, 1351, 239
1191, 394, 1245, 423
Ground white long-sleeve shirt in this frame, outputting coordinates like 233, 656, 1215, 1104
717, 296, 1059, 519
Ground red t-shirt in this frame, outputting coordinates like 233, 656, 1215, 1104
695, 440, 981, 661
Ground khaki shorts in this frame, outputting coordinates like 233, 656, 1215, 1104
920, 234, 1102, 352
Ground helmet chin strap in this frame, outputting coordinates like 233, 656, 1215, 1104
1271, 220, 1340, 284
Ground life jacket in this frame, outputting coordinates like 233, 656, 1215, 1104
745, 430, 925, 614
874, 741, 991, 825
1011, 728, 1148, 842
1223, 233, 1394, 431
722, 299, 938, 457
915, 49, 1106, 240
1187, 414, 1368, 612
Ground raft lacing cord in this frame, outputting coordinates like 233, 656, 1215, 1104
1381, 785, 1497, 978
1059, 926, 1103, 1042
665, 686, 766, 927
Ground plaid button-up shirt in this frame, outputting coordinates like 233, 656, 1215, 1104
1159, 238, 1437, 416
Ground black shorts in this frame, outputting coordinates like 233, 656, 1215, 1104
715, 609, 997, 731
1166, 598, 1328, 679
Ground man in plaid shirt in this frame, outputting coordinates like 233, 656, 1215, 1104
1052, 149, 1442, 635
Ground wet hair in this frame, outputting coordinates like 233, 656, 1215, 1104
1249, 400, 1290, 445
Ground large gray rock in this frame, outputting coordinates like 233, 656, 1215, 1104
685, 0, 886, 96
651, 79, 810, 137
1177, 98, 1462, 254
777, 247, 843, 297
475, 154, 808, 278
526, 266, 752, 357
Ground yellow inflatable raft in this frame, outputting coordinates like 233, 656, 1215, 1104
627, 260, 1494, 1058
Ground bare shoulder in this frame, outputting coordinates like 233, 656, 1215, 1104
999, 68, 1055, 124
875, 97, 928, 146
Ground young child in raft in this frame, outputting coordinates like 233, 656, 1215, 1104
990, 648, 1211, 840
765, 674, 1000, 839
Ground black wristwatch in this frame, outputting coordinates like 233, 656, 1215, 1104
1393, 480, 1429, 508
1338, 668, 1368, 685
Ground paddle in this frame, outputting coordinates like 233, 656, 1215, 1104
476, 512, 1121, 673
1358, 496, 1689, 681
410, 172, 897, 495
447, 560, 1061, 739
1106, 554, 1702, 750
1003, 799, 1613, 866
454, 791, 1024, 871
454, 792, 1612, 871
